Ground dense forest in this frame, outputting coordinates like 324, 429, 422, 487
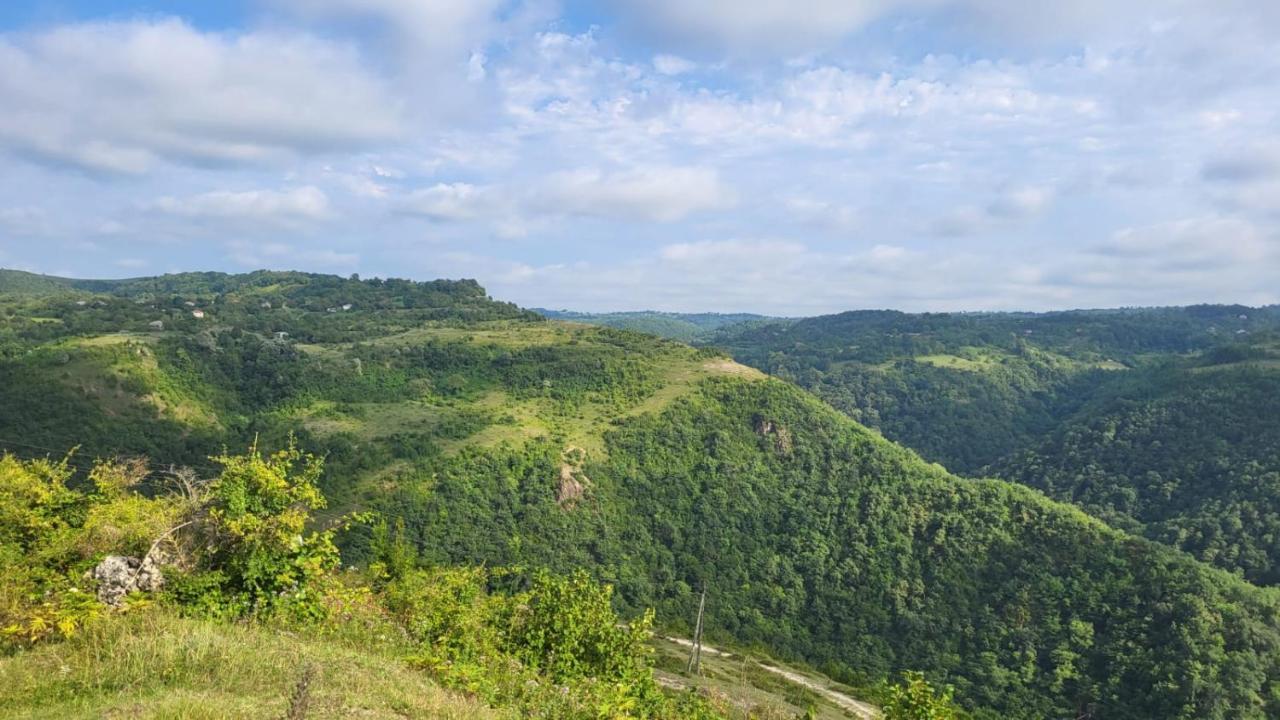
705, 308, 1280, 584
3, 269, 1280, 719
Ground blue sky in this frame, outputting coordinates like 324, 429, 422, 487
1, 1, 1278, 313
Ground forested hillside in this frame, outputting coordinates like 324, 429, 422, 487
4, 270, 1280, 719
535, 309, 771, 343
991, 359, 1280, 584
710, 307, 1280, 472
710, 309, 1280, 582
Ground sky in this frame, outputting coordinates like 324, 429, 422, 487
0, 1, 1278, 314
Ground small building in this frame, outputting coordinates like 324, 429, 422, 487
273, 331, 289, 341
341, 303, 353, 311
75, 300, 88, 306
148, 320, 164, 331
184, 301, 196, 307
191, 309, 205, 319
260, 301, 273, 309
326, 307, 338, 313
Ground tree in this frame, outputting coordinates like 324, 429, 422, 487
885, 672, 960, 720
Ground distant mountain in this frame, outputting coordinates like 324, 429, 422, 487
534, 308, 774, 342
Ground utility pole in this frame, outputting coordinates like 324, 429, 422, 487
686, 586, 706, 675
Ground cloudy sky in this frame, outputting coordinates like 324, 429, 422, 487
0, 1, 1278, 314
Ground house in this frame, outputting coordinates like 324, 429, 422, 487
341, 303, 353, 311
148, 320, 164, 331
273, 331, 289, 341
192, 309, 205, 319
260, 301, 272, 309
326, 307, 338, 313
75, 300, 88, 306
184, 301, 196, 307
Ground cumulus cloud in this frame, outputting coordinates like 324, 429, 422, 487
274, 0, 506, 56
3, 2, 1280, 312
1090, 217, 1272, 269
150, 187, 331, 224
932, 186, 1054, 236
0, 19, 401, 173
401, 183, 494, 222
534, 166, 737, 222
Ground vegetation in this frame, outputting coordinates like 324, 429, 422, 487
537, 309, 771, 344
5, 270, 1280, 718
710, 309, 1280, 583
0, 448, 718, 719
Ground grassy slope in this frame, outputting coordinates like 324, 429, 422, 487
0, 611, 504, 720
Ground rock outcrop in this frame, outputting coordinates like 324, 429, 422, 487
88, 554, 165, 607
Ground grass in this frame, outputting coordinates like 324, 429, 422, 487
913, 354, 991, 372
50, 340, 220, 428
650, 637, 876, 719
0, 611, 506, 720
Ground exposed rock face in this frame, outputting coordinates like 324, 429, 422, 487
754, 417, 794, 455
89, 554, 165, 607
557, 463, 586, 506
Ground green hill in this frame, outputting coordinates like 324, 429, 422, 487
710, 309, 1280, 584
535, 309, 771, 343
4, 273, 1280, 718
991, 355, 1280, 584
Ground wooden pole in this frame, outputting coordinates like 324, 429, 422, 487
687, 586, 706, 675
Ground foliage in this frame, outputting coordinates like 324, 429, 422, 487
384, 565, 700, 719
884, 672, 960, 720
8, 271, 1280, 718
196, 442, 342, 620
0, 455, 174, 650
537, 309, 771, 343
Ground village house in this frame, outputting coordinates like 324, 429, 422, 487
148, 320, 164, 331
191, 309, 205, 319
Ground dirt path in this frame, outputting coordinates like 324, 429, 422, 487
757, 662, 880, 720
663, 637, 880, 719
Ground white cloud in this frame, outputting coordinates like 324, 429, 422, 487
1090, 217, 1272, 269
0, 206, 51, 238
0, 19, 402, 173
653, 54, 696, 75
932, 186, 1054, 236
535, 166, 737, 222
274, 0, 506, 58
401, 183, 494, 222
226, 239, 358, 270
150, 187, 331, 224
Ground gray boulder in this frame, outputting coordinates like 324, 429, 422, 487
89, 554, 165, 607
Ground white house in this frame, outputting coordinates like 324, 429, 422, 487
192, 309, 206, 319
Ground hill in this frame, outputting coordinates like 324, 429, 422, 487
3, 273, 1280, 718
709, 306, 1280, 474
990, 351, 1280, 584
710, 309, 1280, 583
535, 309, 771, 343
